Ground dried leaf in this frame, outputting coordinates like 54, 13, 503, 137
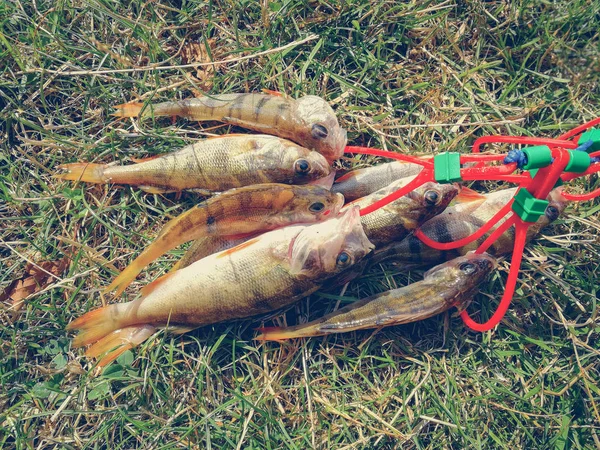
1, 258, 69, 313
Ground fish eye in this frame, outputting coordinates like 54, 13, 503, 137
336, 251, 352, 267
458, 262, 476, 274
309, 202, 325, 213
545, 205, 559, 221
424, 189, 440, 206
294, 159, 311, 174
311, 123, 329, 139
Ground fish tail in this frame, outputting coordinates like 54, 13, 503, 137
67, 304, 125, 348
85, 325, 156, 367
55, 163, 106, 184
112, 101, 187, 119
112, 101, 145, 118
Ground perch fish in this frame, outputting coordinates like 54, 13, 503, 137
67, 207, 374, 366
106, 184, 345, 296
113, 92, 347, 162
257, 253, 496, 340
56, 135, 331, 193
374, 187, 569, 265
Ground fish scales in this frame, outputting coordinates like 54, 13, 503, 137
333, 161, 423, 201
106, 184, 344, 295
67, 208, 375, 366
114, 93, 347, 161
347, 177, 459, 246
257, 253, 496, 340
375, 187, 568, 265
56, 135, 331, 192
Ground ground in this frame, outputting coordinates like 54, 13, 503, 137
1, 0, 600, 448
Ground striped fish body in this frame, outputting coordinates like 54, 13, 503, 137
174, 235, 253, 271
350, 178, 459, 247
67, 208, 374, 365
374, 187, 568, 265
257, 253, 496, 340
57, 135, 331, 192
106, 184, 345, 295
333, 161, 423, 201
115, 93, 347, 162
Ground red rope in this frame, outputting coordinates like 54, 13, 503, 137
414, 200, 514, 250
558, 117, 600, 141
461, 219, 529, 331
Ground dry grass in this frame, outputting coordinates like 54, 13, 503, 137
1, 0, 600, 448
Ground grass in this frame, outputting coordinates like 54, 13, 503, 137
1, 0, 600, 448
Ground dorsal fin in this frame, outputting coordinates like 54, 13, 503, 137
334, 171, 358, 183
130, 155, 162, 163
216, 237, 259, 258
262, 89, 285, 97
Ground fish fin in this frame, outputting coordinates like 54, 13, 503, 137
54, 163, 106, 184
139, 185, 176, 194
255, 326, 297, 341
168, 325, 196, 335
221, 116, 272, 131
216, 237, 260, 258
308, 171, 336, 189
85, 325, 156, 367
112, 101, 144, 118
68, 305, 120, 348
187, 188, 216, 196
455, 187, 487, 203
262, 89, 286, 97
130, 155, 162, 163
106, 226, 181, 296
334, 171, 357, 183
205, 133, 248, 140
219, 232, 259, 241
168, 260, 182, 273
139, 271, 176, 297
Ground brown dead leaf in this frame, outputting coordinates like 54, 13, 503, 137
1, 258, 69, 314
180, 39, 218, 90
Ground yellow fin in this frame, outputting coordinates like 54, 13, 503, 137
261, 89, 286, 97
112, 101, 144, 118
85, 325, 156, 367
68, 305, 118, 348
216, 237, 259, 258
54, 163, 106, 183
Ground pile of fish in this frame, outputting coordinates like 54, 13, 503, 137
57, 91, 568, 366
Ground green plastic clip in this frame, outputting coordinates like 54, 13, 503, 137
434, 152, 462, 184
578, 128, 600, 152
522, 145, 553, 170
512, 188, 549, 222
565, 150, 591, 173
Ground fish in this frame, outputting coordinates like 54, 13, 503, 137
374, 187, 569, 265
170, 178, 481, 273
348, 177, 475, 247
67, 207, 374, 366
171, 235, 254, 272
105, 184, 345, 296
55, 135, 331, 193
256, 252, 496, 340
113, 92, 347, 162
332, 161, 424, 201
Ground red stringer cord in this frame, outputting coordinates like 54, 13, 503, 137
459, 148, 572, 331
